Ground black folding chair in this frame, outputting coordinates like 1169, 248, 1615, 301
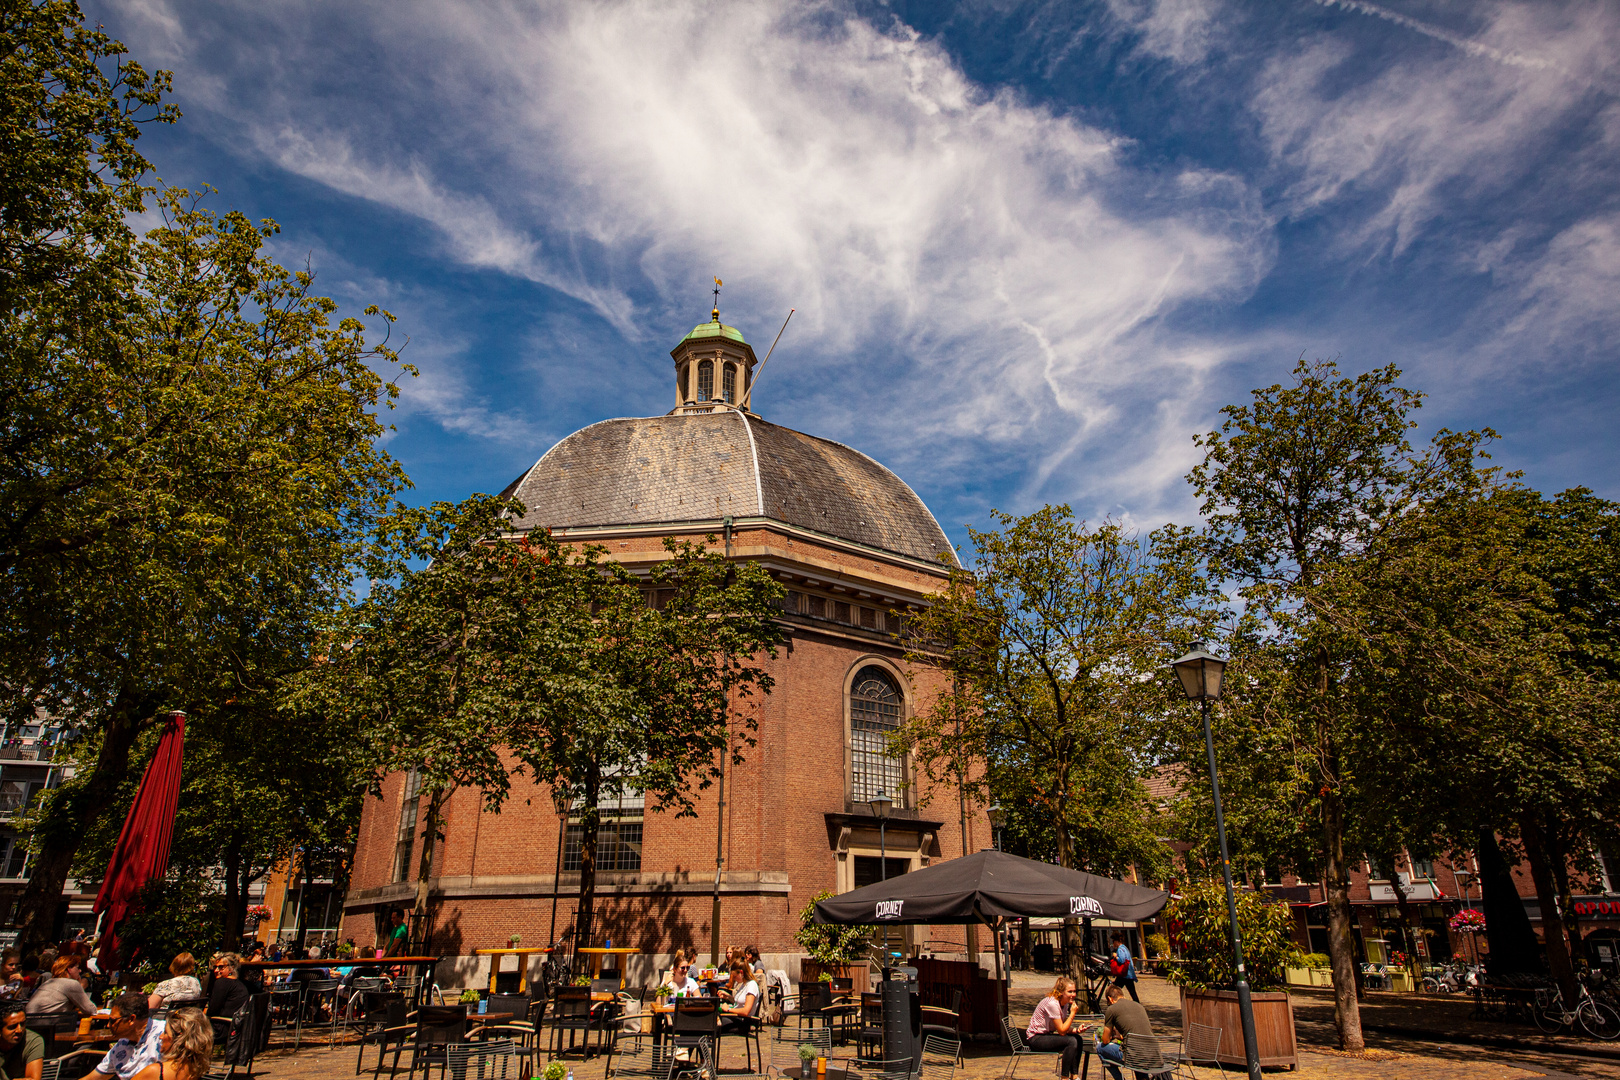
670, 998, 719, 1059
356, 997, 410, 1075
548, 987, 598, 1059
390, 1006, 469, 1080
446, 1039, 521, 1080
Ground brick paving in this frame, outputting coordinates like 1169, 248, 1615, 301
229, 973, 1620, 1080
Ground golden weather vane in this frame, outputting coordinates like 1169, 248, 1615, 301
712, 277, 722, 319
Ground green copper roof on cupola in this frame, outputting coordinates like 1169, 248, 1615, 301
682, 307, 747, 345
682, 278, 747, 344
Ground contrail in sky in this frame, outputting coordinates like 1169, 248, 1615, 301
1310, 0, 1577, 79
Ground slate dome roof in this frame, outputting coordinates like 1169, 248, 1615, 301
502, 411, 957, 566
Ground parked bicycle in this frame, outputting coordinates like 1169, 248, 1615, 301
1533, 981, 1620, 1039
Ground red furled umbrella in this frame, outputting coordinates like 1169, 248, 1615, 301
94, 712, 186, 969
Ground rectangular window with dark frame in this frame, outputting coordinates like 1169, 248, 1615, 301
808, 595, 826, 618
393, 769, 422, 883
859, 607, 876, 629
853, 856, 910, 888
834, 601, 851, 623
723, 366, 736, 403
564, 811, 645, 872
781, 591, 802, 615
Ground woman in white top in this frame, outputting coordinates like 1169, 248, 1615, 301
662, 956, 700, 998
148, 953, 202, 1011
719, 961, 758, 1032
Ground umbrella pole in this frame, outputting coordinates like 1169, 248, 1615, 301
993, 918, 1005, 1019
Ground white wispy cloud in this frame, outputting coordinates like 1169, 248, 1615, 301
109, 0, 1274, 521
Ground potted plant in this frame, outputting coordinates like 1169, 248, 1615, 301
798, 1042, 823, 1076
459, 988, 482, 1009
543, 1061, 567, 1080
795, 890, 871, 988
1163, 880, 1299, 1069
508, 932, 522, 950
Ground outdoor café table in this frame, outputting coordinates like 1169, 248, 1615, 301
240, 956, 442, 1009
783, 1066, 851, 1080
473, 947, 552, 994
576, 947, 640, 988
1073, 1024, 1103, 1080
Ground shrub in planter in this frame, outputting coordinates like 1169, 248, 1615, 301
1162, 879, 1295, 992
795, 890, 871, 970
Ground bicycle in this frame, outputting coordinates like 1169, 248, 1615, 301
1533, 981, 1620, 1039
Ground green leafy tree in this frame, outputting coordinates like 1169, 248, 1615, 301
899, 506, 1213, 982
1186, 358, 1490, 1049
5, 191, 409, 951
303, 501, 784, 949
116, 876, 226, 981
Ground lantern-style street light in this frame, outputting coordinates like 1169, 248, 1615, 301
985, 803, 1005, 852
870, 791, 894, 969
1171, 642, 1259, 1080
549, 781, 574, 960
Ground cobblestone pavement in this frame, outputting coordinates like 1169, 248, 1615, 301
229, 972, 1620, 1080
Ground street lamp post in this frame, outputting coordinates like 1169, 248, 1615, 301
1172, 642, 1261, 1080
549, 783, 573, 959
985, 803, 1005, 853
870, 791, 893, 970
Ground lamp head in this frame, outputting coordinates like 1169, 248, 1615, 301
869, 792, 893, 820
985, 803, 1004, 830
1171, 641, 1227, 701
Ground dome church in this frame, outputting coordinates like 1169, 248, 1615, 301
341, 304, 991, 986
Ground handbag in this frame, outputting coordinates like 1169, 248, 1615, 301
1108, 957, 1126, 978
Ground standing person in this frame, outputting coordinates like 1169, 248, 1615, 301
131, 1007, 214, 1080
0, 1000, 43, 1079
1025, 976, 1084, 1080
384, 910, 409, 958
1094, 985, 1153, 1080
1109, 933, 1139, 1003
95, 991, 165, 1079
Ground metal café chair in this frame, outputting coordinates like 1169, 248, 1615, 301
355, 997, 410, 1076
446, 1039, 521, 1080
999, 1016, 1066, 1080
389, 1005, 469, 1080
856, 994, 884, 1059
295, 978, 342, 1048
613, 1029, 678, 1080
919, 1035, 961, 1080
548, 986, 599, 1059
920, 988, 964, 1065
670, 998, 720, 1058
1121, 1033, 1178, 1080
768, 1023, 830, 1079
1175, 1023, 1224, 1079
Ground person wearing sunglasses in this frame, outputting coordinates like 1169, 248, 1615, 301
96, 991, 165, 1078
662, 954, 700, 999
204, 955, 249, 1025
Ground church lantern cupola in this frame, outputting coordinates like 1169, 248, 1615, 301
670, 279, 759, 415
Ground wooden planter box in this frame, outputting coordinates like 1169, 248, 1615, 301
1179, 988, 1298, 1070
1284, 967, 1310, 987
798, 959, 872, 991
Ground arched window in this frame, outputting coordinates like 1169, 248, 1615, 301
850, 666, 904, 803
697, 360, 713, 402
723, 364, 736, 404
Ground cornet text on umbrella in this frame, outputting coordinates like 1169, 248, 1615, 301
1069, 896, 1104, 917
875, 901, 904, 920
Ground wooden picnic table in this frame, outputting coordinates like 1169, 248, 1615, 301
473, 947, 553, 994
575, 947, 640, 988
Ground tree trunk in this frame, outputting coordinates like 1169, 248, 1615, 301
222, 840, 245, 950
13, 693, 155, 955
1521, 815, 1576, 997
413, 789, 448, 952
1321, 794, 1365, 1051
1545, 823, 1584, 961
575, 770, 601, 956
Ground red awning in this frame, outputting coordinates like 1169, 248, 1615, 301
93, 713, 186, 968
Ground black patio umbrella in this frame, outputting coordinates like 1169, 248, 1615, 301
813, 848, 1168, 925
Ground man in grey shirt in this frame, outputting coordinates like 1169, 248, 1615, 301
1095, 984, 1153, 1080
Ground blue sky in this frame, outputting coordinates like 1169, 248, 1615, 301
97, 0, 1620, 549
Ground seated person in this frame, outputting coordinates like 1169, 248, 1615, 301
718, 961, 758, 1033
206, 954, 251, 1022
97, 991, 165, 1079
148, 953, 202, 1010
662, 956, 701, 998
1025, 976, 1083, 1080
1094, 984, 1153, 1080
742, 945, 764, 983
132, 1007, 214, 1080
0, 1000, 43, 1080
24, 955, 95, 1017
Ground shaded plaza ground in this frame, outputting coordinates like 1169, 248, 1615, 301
237, 971, 1620, 1080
